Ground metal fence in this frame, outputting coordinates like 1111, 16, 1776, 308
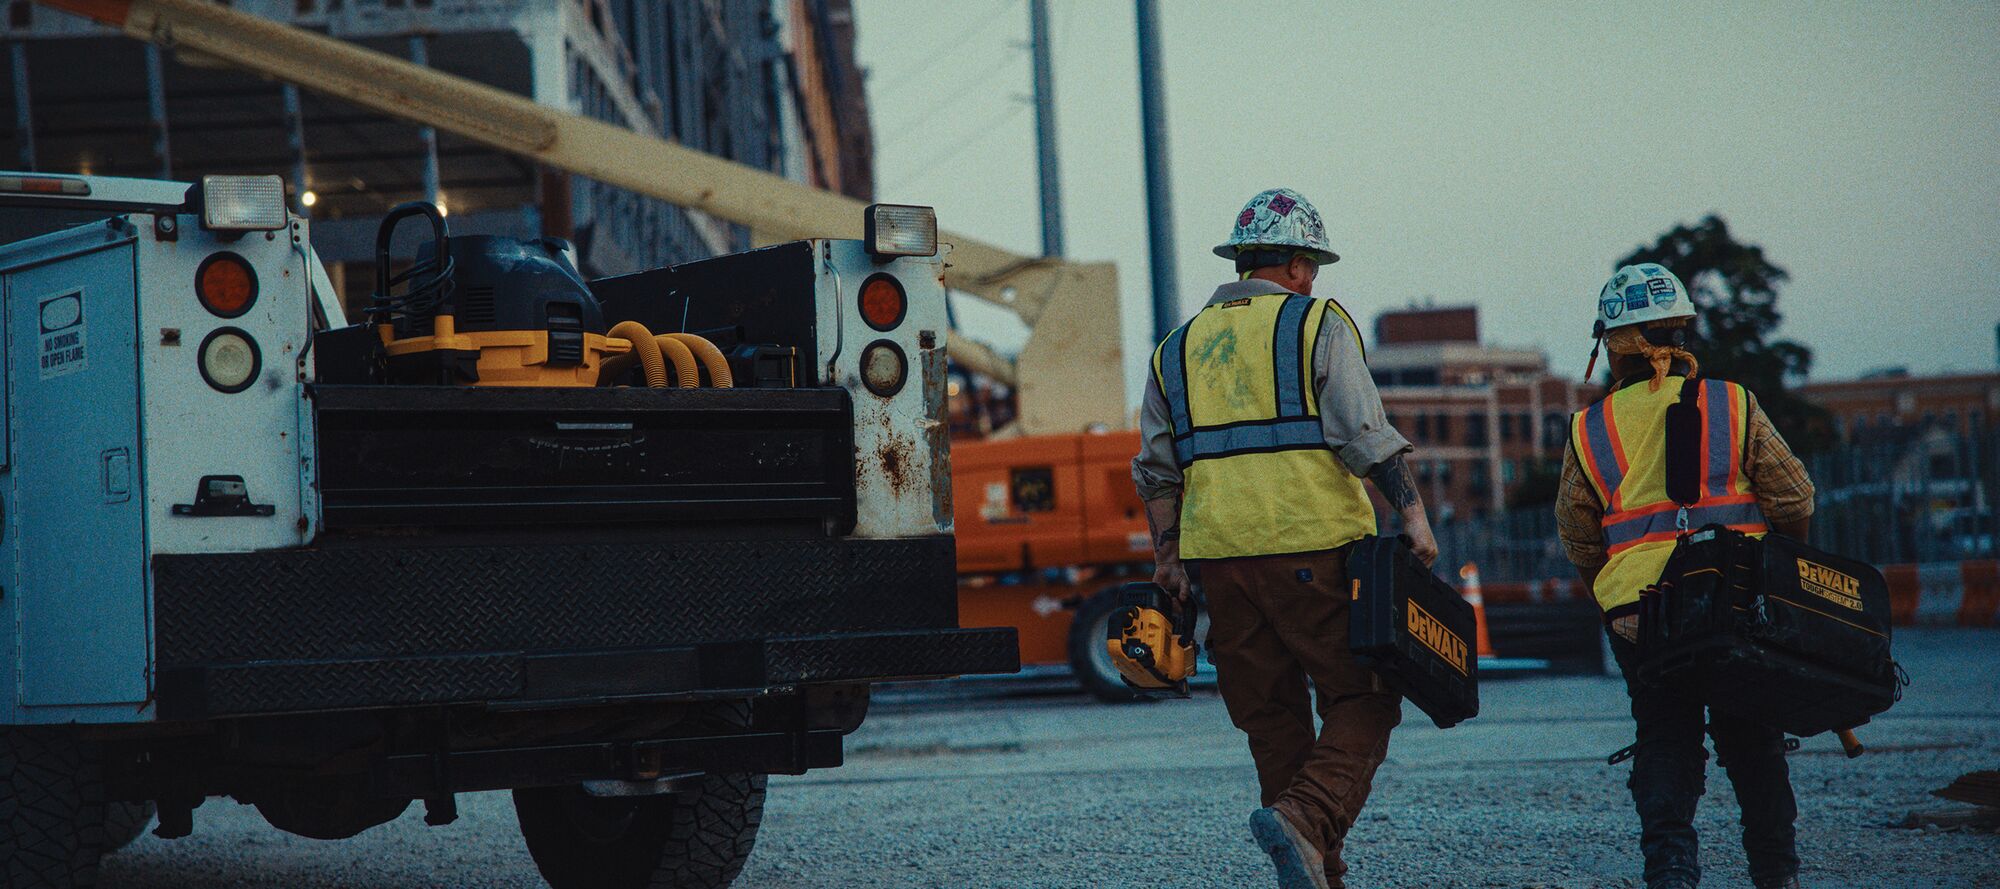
1432, 430, 1999, 582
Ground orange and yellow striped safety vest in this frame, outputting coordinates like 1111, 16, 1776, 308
1571, 375, 1770, 612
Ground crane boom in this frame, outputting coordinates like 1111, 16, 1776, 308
34, 0, 1124, 435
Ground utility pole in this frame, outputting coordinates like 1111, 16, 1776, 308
1028, 0, 1063, 258
144, 44, 172, 178
1134, 0, 1178, 342
410, 35, 441, 208
10, 43, 35, 171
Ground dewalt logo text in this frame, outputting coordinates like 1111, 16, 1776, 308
1406, 600, 1469, 676
1796, 558, 1863, 611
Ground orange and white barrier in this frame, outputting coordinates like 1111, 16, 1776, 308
1883, 559, 2000, 627
1475, 559, 2000, 627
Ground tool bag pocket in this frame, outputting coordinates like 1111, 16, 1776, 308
1749, 533, 1893, 677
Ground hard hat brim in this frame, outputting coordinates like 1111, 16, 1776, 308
1213, 243, 1340, 265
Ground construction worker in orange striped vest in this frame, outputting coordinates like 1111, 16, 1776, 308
1556, 264, 1818, 889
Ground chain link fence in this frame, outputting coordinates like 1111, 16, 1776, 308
1433, 430, 1999, 583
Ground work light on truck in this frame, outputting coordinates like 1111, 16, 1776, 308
198, 174, 288, 232
863, 203, 937, 258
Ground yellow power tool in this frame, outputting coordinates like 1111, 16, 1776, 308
1106, 582, 1200, 697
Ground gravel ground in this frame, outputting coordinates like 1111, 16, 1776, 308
99, 629, 1999, 888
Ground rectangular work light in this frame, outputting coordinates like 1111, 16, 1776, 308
200, 175, 289, 232
864, 203, 938, 259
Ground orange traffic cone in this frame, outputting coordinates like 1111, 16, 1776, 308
1458, 563, 1496, 659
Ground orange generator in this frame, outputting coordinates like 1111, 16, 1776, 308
953, 430, 1173, 700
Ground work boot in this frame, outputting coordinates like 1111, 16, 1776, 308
1647, 879, 1697, 889
1753, 876, 1801, 889
1249, 807, 1330, 889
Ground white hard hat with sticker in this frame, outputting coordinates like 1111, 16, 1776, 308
1214, 188, 1339, 265
1596, 263, 1694, 333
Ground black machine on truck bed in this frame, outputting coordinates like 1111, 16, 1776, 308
0, 173, 1015, 889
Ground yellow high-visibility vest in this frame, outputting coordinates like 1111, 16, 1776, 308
1571, 375, 1770, 612
1150, 291, 1375, 560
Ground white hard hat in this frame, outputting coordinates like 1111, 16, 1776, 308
1213, 188, 1339, 265
1596, 264, 1695, 334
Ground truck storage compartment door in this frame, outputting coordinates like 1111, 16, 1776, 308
5, 238, 150, 708
312, 385, 854, 529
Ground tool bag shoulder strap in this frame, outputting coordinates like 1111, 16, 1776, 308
1663, 376, 1704, 510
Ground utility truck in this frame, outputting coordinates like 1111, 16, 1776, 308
0, 171, 1016, 889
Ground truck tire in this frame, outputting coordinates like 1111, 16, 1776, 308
1068, 587, 1141, 703
100, 802, 154, 854
513, 703, 766, 889
0, 728, 110, 889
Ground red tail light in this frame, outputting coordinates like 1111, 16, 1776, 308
197, 253, 259, 318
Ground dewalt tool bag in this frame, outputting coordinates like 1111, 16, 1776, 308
1348, 535, 1480, 729
1634, 378, 1904, 737
1634, 526, 1903, 737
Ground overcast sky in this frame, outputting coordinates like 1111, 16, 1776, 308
852, 0, 2000, 406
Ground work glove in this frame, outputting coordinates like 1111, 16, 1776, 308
1610, 614, 1639, 643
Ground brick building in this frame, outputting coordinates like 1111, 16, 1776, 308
1369, 306, 1599, 520
1798, 369, 2000, 442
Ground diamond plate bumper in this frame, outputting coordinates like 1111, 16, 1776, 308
150, 536, 1018, 719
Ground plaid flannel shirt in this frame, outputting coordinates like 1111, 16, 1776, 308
1557, 384, 1815, 569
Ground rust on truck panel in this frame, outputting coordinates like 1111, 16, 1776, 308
876, 434, 914, 495
921, 337, 953, 528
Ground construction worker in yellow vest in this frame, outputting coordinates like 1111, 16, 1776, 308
1132, 188, 1438, 889
1557, 264, 1817, 889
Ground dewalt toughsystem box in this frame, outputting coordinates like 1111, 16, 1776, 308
1348, 536, 1480, 728
1636, 526, 1903, 737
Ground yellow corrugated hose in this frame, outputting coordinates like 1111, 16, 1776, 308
605, 321, 669, 388
654, 334, 701, 388
662, 332, 735, 388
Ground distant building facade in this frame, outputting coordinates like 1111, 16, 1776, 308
1369, 306, 1598, 520
1798, 369, 2000, 443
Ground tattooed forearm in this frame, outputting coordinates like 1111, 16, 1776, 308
1143, 496, 1182, 554
1370, 455, 1421, 511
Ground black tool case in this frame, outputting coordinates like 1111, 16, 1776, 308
1636, 526, 1903, 737
1348, 536, 1480, 728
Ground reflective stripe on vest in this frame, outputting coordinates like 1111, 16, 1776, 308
1602, 494, 1764, 552
1157, 293, 1323, 468
1157, 323, 1195, 464
1150, 292, 1374, 560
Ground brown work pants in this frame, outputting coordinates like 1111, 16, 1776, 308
1197, 547, 1402, 887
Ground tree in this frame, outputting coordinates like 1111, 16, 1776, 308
1617, 215, 1834, 454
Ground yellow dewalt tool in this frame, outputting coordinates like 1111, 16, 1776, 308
1105, 582, 1199, 697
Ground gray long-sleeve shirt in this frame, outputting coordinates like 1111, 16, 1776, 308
1132, 279, 1412, 500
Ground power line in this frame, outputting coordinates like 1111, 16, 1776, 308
869, 0, 1023, 98
884, 99, 1028, 194
876, 44, 1026, 133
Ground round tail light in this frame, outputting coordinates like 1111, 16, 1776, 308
859, 340, 907, 398
858, 274, 906, 331
198, 328, 262, 393
196, 252, 259, 317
